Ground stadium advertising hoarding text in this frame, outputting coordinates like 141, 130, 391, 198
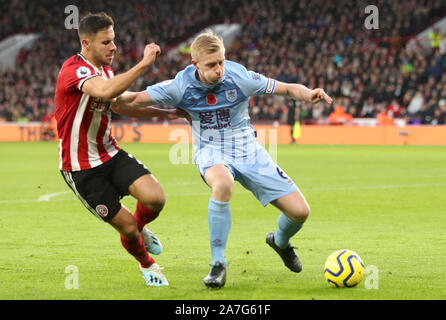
1, 122, 446, 145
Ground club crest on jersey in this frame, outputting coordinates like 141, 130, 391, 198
76, 66, 91, 78
225, 89, 237, 102
95, 204, 109, 217
206, 94, 217, 105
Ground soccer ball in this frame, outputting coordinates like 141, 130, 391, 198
324, 249, 365, 288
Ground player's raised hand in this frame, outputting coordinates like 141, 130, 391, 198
141, 43, 161, 67
310, 88, 333, 104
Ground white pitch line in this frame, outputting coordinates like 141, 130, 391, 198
304, 182, 446, 192
38, 191, 71, 201
0, 182, 445, 205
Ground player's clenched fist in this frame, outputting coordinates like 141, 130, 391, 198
141, 43, 161, 67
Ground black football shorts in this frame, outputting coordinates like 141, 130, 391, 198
60, 149, 151, 222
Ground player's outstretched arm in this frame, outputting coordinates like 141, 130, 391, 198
275, 81, 333, 104
82, 43, 161, 100
113, 91, 154, 109
112, 91, 190, 121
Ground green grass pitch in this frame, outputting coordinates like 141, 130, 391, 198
0, 142, 445, 300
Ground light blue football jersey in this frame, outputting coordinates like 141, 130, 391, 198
147, 60, 298, 206
146, 60, 276, 159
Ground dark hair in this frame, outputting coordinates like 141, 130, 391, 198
78, 12, 114, 38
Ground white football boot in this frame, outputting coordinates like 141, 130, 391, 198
139, 263, 169, 287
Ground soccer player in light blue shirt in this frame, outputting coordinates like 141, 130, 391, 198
113, 31, 333, 288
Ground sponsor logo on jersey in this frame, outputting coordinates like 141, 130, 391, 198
76, 66, 91, 79
89, 97, 110, 113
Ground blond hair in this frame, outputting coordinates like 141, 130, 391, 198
190, 31, 225, 61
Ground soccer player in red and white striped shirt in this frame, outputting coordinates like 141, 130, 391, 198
54, 12, 181, 286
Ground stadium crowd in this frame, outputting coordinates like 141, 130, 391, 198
0, 0, 445, 125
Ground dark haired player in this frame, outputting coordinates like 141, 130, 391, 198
54, 12, 183, 286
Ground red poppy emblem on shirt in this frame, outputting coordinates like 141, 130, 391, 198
206, 94, 217, 105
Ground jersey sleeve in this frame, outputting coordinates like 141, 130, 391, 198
63, 62, 98, 91
146, 78, 182, 107
229, 62, 277, 97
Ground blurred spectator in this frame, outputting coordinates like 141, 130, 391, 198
311, 103, 324, 121
418, 101, 436, 124
436, 100, 446, 124
299, 102, 313, 124
431, 108, 445, 124
376, 104, 395, 125
0, 0, 445, 124
328, 105, 353, 125
427, 60, 442, 79
361, 97, 375, 117
428, 27, 443, 52
407, 91, 424, 115
286, 100, 298, 144
386, 99, 402, 118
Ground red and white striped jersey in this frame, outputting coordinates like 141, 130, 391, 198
54, 53, 120, 171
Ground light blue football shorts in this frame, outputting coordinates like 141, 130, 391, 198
194, 142, 298, 206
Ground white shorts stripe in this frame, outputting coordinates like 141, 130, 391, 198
62, 171, 102, 221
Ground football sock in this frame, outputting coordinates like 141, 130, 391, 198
133, 201, 160, 232
208, 198, 232, 267
274, 213, 304, 249
120, 233, 155, 268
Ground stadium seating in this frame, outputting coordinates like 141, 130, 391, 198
0, 0, 445, 124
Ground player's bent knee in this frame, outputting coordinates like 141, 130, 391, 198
211, 179, 234, 200
140, 192, 166, 212
301, 204, 311, 220
118, 222, 139, 240
109, 207, 140, 238
123, 228, 139, 240
289, 204, 310, 223
150, 194, 166, 212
